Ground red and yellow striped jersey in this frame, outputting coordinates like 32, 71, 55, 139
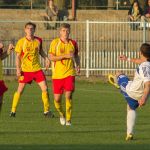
15, 36, 42, 72
49, 38, 78, 79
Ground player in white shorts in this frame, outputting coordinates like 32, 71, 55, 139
108, 43, 150, 141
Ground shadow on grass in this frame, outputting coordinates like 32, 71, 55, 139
0, 144, 150, 150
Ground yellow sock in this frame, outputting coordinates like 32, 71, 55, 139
54, 100, 64, 117
66, 99, 72, 121
11, 92, 21, 113
42, 91, 50, 113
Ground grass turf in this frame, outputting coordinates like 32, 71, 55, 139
0, 80, 150, 150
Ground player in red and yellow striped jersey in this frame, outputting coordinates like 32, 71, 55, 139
10, 22, 54, 118
0, 42, 14, 112
49, 23, 80, 125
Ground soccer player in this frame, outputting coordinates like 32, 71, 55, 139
10, 22, 54, 118
49, 23, 80, 126
108, 43, 150, 140
0, 42, 14, 112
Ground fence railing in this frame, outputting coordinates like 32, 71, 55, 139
1, 20, 150, 77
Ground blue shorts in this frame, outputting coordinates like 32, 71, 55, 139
117, 74, 139, 110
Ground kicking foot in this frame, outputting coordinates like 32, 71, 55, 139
108, 74, 120, 89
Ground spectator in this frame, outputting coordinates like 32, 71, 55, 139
141, 0, 150, 22
128, 0, 143, 30
44, 0, 58, 29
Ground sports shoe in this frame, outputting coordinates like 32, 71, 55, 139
60, 116, 66, 125
10, 112, 16, 117
44, 111, 54, 118
66, 120, 71, 126
126, 133, 133, 141
108, 74, 120, 89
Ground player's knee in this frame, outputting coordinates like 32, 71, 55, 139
16, 90, 23, 95
65, 94, 72, 100
54, 95, 61, 102
116, 71, 124, 78
41, 84, 48, 92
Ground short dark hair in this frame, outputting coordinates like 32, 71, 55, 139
25, 22, 36, 30
140, 43, 150, 61
131, 0, 140, 8
60, 23, 70, 30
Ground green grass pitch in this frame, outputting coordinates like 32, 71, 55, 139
0, 80, 150, 150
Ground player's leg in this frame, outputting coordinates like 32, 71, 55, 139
54, 94, 65, 125
52, 78, 65, 125
35, 70, 53, 117
10, 82, 26, 117
126, 104, 136, 141
0, 80, 8, 113
65, 91, 72, 126
117, 73, 138, 140
38, 80, 54, 118
54, 94, 64, 117
64, 76, 75, 126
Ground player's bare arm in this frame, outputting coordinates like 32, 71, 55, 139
0, 44, 14, 60
16, 53, 21, 77
74, 54, 80, 74
138, 81, 150, 107
39, 48, 50, 70
119, 55, 143, 64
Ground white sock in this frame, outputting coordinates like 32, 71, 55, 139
127, 109, 136, 135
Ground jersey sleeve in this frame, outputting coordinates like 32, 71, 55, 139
140, 65, 150, 83
49, 39, 57, 55
35, 36, 42, 50
15, 39, 23, 54
70, 40, 78, 56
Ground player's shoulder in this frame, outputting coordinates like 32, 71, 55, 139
17, 37, 26, 43
34, 36, 42, 43
139, 62, 150, 75
52, 38, 59, 43
50, 38, 60, 45
140, 61, 150, 68
69, 39, 77, 45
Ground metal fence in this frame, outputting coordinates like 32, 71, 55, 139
1, 20, 150, 77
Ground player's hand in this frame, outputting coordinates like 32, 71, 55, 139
45, 57, 50, 70
7, 44, 15, 54
129, 15, 134, 21
76, 66, 80, 75
47, 16, 50, 20
138, 98, 146, 107
64, 52, 74, 59
146, 14, 150, 18
0, 43, 4, 49
119, 55, 128, 61
16, 68, 21, 77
